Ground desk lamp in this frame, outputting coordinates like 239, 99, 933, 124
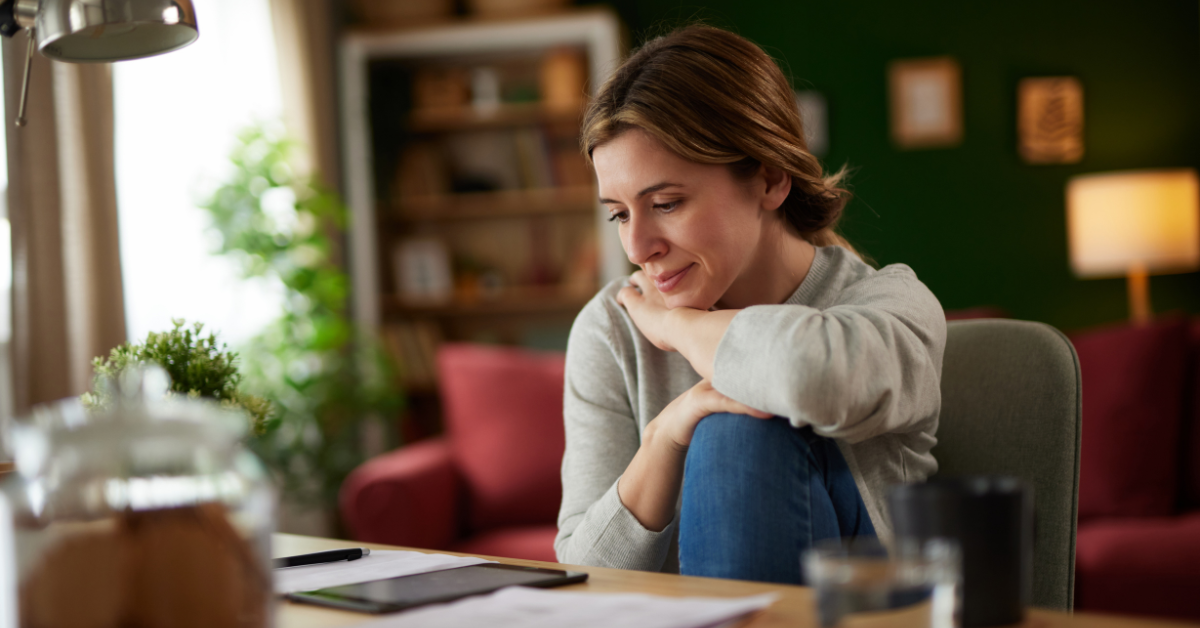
1066, 169, 1200, 325
0, 0, 198, 125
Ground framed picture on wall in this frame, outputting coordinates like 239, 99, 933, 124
888, 57, 963, 149
1018, 77, 1084, 165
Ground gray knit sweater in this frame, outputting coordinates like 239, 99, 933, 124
554, 245, 947, 573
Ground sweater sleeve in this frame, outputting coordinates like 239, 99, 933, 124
554, 298, 678, 571
712, 264, 946, 444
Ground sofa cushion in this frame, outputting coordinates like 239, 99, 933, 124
1075, 512, 1200, 620
1071, 317, 1189, 520
450, 525, 559, 563
438, 343, 566, 532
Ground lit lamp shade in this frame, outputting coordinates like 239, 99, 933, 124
1067, 169, 1200, 279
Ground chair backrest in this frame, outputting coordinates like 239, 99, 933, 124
934, 320, 1082, 611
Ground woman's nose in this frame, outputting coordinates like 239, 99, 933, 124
623, 215, 667, 265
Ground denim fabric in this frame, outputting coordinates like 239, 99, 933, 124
678, 413, 876, 584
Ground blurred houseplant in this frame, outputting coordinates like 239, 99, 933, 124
200, 123, 403, 528
83, 319, 273, 434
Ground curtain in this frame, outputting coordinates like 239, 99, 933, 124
269, 0, 341, 190
3, 32, 127, 416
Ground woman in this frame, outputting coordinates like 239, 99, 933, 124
554, 25, 945, 585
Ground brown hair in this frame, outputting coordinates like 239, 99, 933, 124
582, 25, 858, 253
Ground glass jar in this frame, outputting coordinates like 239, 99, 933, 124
0, 368, 275, 628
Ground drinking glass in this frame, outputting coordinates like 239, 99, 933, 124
803, 537, 960, 628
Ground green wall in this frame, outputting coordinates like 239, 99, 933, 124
588, 0, 1200, 330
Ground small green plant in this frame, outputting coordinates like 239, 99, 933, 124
84, 319, 273, 434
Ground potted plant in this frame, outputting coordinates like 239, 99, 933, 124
83, 319, 272, 435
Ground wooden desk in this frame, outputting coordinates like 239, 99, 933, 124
275, 534, 1194, 628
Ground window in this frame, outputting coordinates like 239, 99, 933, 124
114, 0, 285, 347
0, 65, 10, 426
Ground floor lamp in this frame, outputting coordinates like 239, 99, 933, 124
1067, 169, 1200, 325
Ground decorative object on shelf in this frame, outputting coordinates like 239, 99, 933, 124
394, 238, 455, 304
888, 56, 963, 150
0, 368, 274, 627
1019, 77, 1084, 165
348, 0, 455, 28
446, 129, 522, 192
794, 90, 829, 157
0, 0, 198, 126
413, 67, 471, 111
471, 66, 503, 113
540, 47, 588, 112
200, 123, 404, 520
82, 319, 273, 436
1067, 168, 1200, 325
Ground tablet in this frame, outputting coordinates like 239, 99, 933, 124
285, 563, 589, 614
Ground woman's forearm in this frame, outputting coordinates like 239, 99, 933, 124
668, 308, 739, 380
616, 418, 688, 532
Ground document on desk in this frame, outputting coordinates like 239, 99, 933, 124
274, 550, 495, 594
355, 586, 778, 628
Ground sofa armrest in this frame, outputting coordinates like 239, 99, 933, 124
339, 437, 462, 550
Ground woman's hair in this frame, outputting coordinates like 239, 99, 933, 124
582, 25, 858, 253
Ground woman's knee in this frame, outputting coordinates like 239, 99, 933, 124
691, 413, 791, 455
686, 413, 804, 477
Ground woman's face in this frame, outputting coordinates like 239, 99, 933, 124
593, 129, 782, 310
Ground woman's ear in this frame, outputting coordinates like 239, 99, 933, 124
759, 164, 792, 212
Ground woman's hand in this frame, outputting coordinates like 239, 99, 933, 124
616, 270, 677, 352
654, 379, 773, 451
617, 379, 773, 532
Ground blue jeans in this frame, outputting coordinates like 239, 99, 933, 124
679, 413, 876, 584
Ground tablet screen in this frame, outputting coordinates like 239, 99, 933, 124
288, 563, 588, 613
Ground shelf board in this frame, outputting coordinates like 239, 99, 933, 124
409, 102, 583, 133
389, 186, 596, 222
385, 286, 592, 317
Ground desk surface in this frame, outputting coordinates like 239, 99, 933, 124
274, 534, 1192, 628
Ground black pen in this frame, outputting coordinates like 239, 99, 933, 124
273, 547, 371, 569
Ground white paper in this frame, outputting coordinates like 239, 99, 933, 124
274, 550, 495, 594
354, 586, 778, 628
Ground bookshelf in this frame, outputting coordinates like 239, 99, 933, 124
339, 10, 625, 432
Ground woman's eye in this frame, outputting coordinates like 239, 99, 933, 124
652, 201, 680, 212
607, 211, 629, 223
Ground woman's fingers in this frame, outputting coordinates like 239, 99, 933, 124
616, 283, 641, 307
695, 381, 773, 419
721, 397, 773, 419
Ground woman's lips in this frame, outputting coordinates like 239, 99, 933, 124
653, 263, 694, 293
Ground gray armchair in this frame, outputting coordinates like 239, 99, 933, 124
934, 320, 1083, 611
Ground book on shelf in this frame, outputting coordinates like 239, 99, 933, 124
382, 320, 443, 390
392, 121, 592, 203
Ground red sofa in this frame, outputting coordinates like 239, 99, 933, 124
340, 343, 565, 562
1069, 316, 1200, 621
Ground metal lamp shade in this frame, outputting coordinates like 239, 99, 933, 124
36, 0, 198, 62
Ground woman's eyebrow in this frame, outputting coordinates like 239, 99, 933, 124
598, 182, 684, 205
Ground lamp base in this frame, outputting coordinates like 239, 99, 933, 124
1127, 263, 1150, 326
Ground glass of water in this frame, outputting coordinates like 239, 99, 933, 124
803, 537, 960, 628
